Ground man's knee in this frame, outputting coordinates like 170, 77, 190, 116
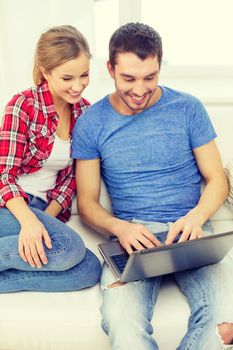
217, 322, 233, 346
106, 281, 126, 289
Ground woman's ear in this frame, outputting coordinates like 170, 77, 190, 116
40, 66, 48, 80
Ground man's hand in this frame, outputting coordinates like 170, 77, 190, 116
115, 221, 162, 254
18, 218, 53, 268
166, 212, 204, 245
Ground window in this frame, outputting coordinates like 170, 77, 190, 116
91, 0, 233, 103
94, 0, 119, 59
94, 0, 233, 66
141, 0, 233, 66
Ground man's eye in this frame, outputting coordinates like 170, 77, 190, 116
81, 74, 89, 78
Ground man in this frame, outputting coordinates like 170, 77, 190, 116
72, 22, 229, 349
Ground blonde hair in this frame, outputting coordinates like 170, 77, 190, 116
33, 25, 91, 85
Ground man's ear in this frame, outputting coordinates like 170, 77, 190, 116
107, 61, 115, 79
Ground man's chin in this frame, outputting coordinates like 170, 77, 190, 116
128, 100, 151, 111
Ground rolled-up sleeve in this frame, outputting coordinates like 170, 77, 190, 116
0, 95, 29, 206
46, 160, 76, 220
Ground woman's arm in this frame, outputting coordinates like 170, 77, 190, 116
44, 199, 63, 217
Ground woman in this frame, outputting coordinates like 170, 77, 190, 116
0, 25, 101, 292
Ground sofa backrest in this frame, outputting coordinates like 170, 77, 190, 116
207, 106, 233, 220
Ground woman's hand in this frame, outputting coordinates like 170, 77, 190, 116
18, 218, 52, 268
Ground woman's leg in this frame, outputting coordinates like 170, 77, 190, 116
0, 206, 86, 271
0, 249, 101, 292
0, 199, 101, 291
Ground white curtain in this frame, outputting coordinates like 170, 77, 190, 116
0, 0, 95, 114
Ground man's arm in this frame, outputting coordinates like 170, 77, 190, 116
166, 140, 229, 244
76, 159, 161, 254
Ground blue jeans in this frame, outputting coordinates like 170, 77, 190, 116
0, 195, 101, 292
100, 219, 225, 350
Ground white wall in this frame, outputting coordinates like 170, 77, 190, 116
0, 0, 94, 111
0, 0, 232, 113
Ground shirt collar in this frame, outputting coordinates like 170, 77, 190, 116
37, 80, 56, 119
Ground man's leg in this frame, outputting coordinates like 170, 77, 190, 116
217, 323, 233, 348
175, 255, 233, 350
100, 263, 162, 350
174, 264, 217, 350
215, 249, 233, 349
169, 220, 233, 350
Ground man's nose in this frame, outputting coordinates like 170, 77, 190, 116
132, 83, 146, 96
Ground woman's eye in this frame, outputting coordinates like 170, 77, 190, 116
63, 77, 72, 81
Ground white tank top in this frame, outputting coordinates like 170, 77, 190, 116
18, 135, 71, 202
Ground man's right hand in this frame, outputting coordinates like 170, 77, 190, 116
114, 221, 162, 254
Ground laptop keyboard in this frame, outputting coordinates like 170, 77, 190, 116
110, 253, 129, 273
109, 232, 182, 273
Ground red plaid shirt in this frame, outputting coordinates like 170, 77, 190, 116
0, 81, 90, 222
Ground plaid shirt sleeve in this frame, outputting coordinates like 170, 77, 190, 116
0, 95, 29, 206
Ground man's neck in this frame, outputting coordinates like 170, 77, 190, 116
109, 86, 162, 116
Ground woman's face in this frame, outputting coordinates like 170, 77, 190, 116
42, 52, 90, 107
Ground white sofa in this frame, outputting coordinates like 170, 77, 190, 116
0, 106, 233, 350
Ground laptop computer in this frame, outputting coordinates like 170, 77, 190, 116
98, 230, 233, 282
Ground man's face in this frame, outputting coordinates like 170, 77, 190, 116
107, 52, 160, 115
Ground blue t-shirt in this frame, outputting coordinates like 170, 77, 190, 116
72, 86, 216, 223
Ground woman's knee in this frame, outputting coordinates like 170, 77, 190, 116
64, 230, 86, 266
45, 228, 86, 271
84, 249, 102, 287
70, 249, 102, 289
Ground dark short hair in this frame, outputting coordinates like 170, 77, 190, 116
109, 22, 163, 67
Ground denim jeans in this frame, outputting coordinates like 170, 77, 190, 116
0, 195, 101, 292
100, 219, 229, 350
